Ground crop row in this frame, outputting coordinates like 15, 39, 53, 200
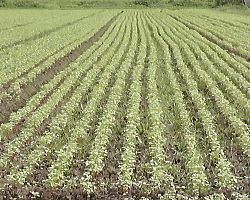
1, 11, 128, 180
167, 10, 250, 62
149, 10, 249, 196
0, 10, 119, 104
154, 11, 250, 157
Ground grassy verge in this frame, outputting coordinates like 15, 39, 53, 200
215, 4, 250, 16
0, 0, 249, 14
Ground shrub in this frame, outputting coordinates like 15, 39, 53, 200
13, 0, 44, 8
133, 0, 159, 7
0, 0, 7, 7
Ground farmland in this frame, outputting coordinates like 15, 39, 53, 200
0, 9, 249, 199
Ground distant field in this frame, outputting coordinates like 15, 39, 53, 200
0, 9, 249, 199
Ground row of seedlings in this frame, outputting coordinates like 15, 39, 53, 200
0, 10, 119, 101
166, 11, 250, 62
147, 13, 210, 196
0, 11, 124, 142
4, 13, 129, 186
44, 12, 134, 188
142, 12, 176, 198
118, 11, 142, 191
0, 10, 99, 46
151, 12, 238, 190
156, 13, 250, 121
153, 11, 250, 157
77, 13, 138, 194
169, 11, 250, 56
179, 16, 249, 156
0, 12, 123, 173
